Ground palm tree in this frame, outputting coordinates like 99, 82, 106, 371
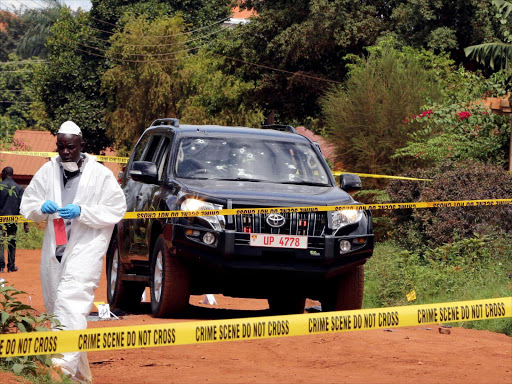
17, 0, 63, 59
464, 0, 512, 70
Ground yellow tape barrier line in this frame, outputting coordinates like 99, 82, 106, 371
0, 151, 129, 164
332, 171, 432, 181
0, 297, 509, 358
1, 198, 512, 223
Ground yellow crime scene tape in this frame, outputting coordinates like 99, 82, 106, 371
0, 297, 509, 358
0, 151, 432, 180
1, 198, 511, 223
0, 151, 129, 164
333, 171, 432, 181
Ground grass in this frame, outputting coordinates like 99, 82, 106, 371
363, 236, 512, 335
0, 366, 73, 384
15, 223, 45, 250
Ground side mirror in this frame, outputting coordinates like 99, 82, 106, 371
129, 161, 158, 184
340, 173, 362, 193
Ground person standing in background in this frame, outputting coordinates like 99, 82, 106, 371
0, 166, 28, 273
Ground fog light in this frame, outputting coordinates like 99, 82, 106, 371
339, 240, 351, 254
202, 232, 216, 245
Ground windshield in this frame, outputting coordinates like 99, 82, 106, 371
174, 136, 331, 185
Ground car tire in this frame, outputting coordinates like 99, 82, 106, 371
150, 235, 190, 317
106, 236, 145, 312
321, 265, 364, 312
267, 294, 306, 315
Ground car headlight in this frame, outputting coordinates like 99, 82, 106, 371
332, 209, 363, 231
181, 198, 225, 231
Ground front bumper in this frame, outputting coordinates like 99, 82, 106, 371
173, 226, 374, 278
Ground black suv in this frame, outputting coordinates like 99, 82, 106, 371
107, 119, 374, 317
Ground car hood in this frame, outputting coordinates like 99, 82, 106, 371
177, 178, 354, 206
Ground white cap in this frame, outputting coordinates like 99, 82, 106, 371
58, 121, 82, 136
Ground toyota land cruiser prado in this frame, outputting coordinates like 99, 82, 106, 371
107, 118, 374, 317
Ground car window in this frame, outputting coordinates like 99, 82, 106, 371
156, 136, 171, 180
174, 137, 330, 185
131, 134, 151, 163
142, 135, 162, 162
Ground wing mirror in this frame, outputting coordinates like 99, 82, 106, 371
129, 161, 158, 184
340, 173, 362, 193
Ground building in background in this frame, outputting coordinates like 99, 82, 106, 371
0, 130, 121, 186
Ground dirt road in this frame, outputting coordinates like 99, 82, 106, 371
1, 250, 511, 384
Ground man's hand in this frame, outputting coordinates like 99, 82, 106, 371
41, 200, 58, 214
57, 204, 81, 219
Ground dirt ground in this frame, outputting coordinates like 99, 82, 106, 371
1, 249, 511, 384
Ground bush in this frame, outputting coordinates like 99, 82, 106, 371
364, 237, 512, 335
387, 160, 512, 249
395, 102, 511, 168
16, 223, 44, 250
321, 38, 442, 182
0, 283, 60, 376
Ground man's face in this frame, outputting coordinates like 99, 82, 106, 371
57, 134, 83, 163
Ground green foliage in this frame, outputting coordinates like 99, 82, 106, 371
395, 102, 511, 167
387, 161, 512, 249
321, 39, 442, 178
364, 237, 512, 335
0, 283, 61, 376
17, 1, 63, 59
34, 8, 112, 154
90, 0, 232, 32
0, 56, 40, 134
388, 0, 501, 53
178, 51, 263, 127
219, 0, 387, 123
102, 14, 262, 152
102, 14, 188, 151
465, 0, 512, 70
16, 224, 44, 250
0, 10, 27, 61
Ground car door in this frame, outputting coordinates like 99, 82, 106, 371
120, 133, 162, 260
136, 134, 173, 261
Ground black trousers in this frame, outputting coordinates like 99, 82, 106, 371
0, 224, 18, 270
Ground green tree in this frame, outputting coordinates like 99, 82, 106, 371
102, 14, 262, 152
0, 10, 27, 61
34, 8, 112, 154
465, 0, 512, 70
321, 40, 442, 178
89, 0, 232, 35
17, 0, 64, 59
0, 56, 40, 134
222, 0, 502, 125
101, 14, 189, 152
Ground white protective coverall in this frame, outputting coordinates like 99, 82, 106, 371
20, 153, 126, 383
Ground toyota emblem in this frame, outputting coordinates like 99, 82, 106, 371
266, 213, 286, 228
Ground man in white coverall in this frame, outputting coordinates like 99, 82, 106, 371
20, 121, 127, 383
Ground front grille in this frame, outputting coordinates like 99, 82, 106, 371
234, 212, 326, 236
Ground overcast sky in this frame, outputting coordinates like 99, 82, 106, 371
1, 0, 92, 11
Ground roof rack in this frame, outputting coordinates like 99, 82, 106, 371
261, 124, 298, 134
151, 118, 180, 127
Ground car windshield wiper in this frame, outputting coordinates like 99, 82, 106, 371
212, 177, 269, 182
280, 181, 330, 187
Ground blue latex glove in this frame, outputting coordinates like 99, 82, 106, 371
57, 204, 81, 219
41, 200, 58, 214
